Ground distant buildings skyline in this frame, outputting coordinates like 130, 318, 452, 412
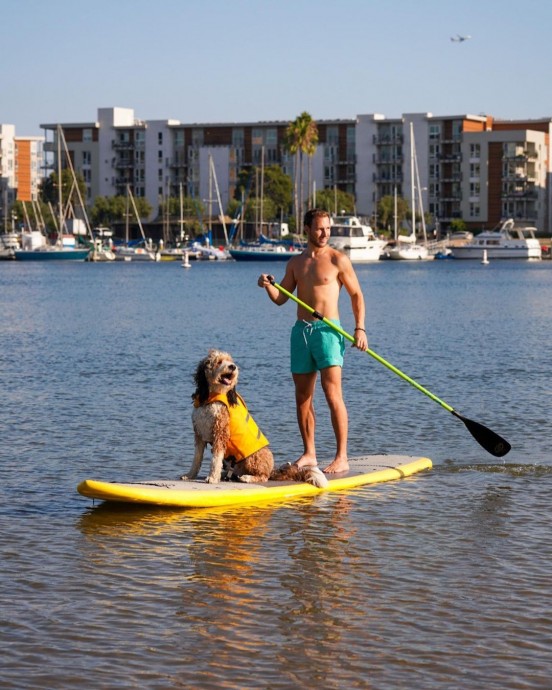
2, 106, 552, 233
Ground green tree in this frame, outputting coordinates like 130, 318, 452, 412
40, 169, 86, 209
263, 165, 292, 217
377, 194, 410, 235
232, 166, 292, 221
284, 112, 319, 229
450, 218, 467, 233
308, 188, 355, 216
158, 195, 204, 220
89, 195, 152, 227
11, 199, 58, 234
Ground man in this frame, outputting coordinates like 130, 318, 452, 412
257, 208, 367, 474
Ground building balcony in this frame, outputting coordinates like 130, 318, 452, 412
112, 141, 135, 150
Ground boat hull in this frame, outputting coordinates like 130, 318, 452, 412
228, 248, 297, 261
386, 245, 430, 261
452, 246, 541, 260
14, 248, 90, 261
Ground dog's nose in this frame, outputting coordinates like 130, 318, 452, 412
228, 364, 236, 371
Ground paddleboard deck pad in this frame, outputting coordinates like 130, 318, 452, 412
77, 455, 432, 508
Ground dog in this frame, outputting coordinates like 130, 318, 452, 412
182, 349, 327, 488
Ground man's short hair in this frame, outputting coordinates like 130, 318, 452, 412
304, 208, 330, 228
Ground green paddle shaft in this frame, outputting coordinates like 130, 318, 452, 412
269, 278, 454, 413
268, 277, 511, 457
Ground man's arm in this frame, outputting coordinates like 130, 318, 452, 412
257, 259, 297, 306
338, 256, 368, 350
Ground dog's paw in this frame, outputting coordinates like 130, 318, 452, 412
239, 474, 269, 484
205, 475, 220, 484
306, 467, 329, 488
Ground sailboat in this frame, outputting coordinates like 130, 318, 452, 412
160, 183, 192, 261
229, 147, 304, 261
386, 123, 430, 261
114, 185, 160, 261
15, 125, 91, 261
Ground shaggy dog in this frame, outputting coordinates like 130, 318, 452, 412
182, 349, 328, 488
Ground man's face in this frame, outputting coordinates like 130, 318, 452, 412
307, 215, 331, 247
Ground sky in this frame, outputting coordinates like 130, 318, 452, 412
2, 0, 551, 136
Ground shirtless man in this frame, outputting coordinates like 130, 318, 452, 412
257, 208, 367, 474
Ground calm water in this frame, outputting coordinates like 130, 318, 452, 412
1, 259, 551, 689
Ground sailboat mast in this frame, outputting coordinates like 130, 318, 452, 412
410, 122, 415, 237
125, 184, 130, 244
208, 154, 213, 241
179, 182, 184, 242
394, 185, 398, 241
209, 156, 229, 246
260, 145, 264, 235
413, 137, 427, 243
57, 125, 63, 241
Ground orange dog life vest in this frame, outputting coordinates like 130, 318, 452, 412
195, 392, 269, 461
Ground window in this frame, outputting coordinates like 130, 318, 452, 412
429, 124, 440, 140
83, 128, 93, 142
326, 126, 338, 146
82, 151, 91, 165
158, 132, 163, 146
232, 128, 244, 147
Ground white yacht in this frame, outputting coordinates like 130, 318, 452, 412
328, 215, 387, 262
450, 219, 542, 260
385, 236, 430, 261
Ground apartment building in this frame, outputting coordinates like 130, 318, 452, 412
0, 125, 44, 230
39, 107, 552, 233
41, 107, 357, 224
0, 124, 16, 228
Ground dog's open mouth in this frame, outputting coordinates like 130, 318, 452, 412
219, 373, 235, 385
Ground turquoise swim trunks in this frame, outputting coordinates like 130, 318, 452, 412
290, 320, 345, 374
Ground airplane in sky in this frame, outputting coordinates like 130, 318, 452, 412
450, 34, 471, 42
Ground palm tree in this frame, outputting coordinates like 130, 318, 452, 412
284, 112, 318, 230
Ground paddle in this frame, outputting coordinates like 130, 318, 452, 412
268, 277, 511, 458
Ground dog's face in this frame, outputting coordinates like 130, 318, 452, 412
194, 349, 239, 404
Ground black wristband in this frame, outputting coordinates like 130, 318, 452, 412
354, 328, 366, 333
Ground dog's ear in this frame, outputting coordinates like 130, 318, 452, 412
227, 388, 238, 406
193, 360, 210, 405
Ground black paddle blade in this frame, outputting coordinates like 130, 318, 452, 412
453, 411, 511, 457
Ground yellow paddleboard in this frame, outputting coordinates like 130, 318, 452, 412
77, 455, 432, 509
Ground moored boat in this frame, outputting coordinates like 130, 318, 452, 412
450, 219, 542, 260
14, 231, 90, 261
384, 124, 431, 261
0, 232, 19, 260
228, 243, 299, 261
328, 215, 387, 262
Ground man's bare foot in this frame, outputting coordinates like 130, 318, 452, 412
323, 457, 349, 474
294, 453, 317, 468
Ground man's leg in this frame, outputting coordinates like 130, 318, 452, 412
292, 371, 318, 467
320, 366, 349, 473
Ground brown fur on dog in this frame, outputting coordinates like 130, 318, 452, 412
182, 349, 274, 484
270, 463, 328, 488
